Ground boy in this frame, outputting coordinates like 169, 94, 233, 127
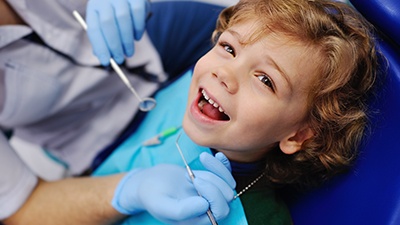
95, 0, 379, 224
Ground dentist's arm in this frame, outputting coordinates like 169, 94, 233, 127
0, 127, 123, 225
3, 153, 235, 225
3, 175, 126, 225
86, 0, 150, 66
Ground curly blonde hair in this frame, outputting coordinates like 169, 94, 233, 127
214, 0, 379, 188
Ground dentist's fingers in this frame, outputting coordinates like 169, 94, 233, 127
147, 194, 209, 221
193, 177, 231, 221
193, 170, 234, 201
94, 5, 125, 64
113, 0, 135, 57
199, 152, 236, 189
86, 0, 150, 65
86, 4, 113, 65
215, 151, 232, 172
128, 0, 148, 40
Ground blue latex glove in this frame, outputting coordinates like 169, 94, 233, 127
86, 0, 150, 66
112, 152, 236, 225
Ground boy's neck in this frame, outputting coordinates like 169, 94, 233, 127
210, 149, 266, 176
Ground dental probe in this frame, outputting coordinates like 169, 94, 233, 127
175, 132, 218, 225
72, 10, 157, 112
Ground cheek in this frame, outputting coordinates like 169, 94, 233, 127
191, 58, 208, 83
190, 54, 215, 94
237, 101, 293, 140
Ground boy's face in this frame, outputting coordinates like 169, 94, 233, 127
183, 20, 319, 162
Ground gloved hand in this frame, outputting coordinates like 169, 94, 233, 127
86, 0, 151, 66
112, 152, 236, 225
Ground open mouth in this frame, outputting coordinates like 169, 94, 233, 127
197, 89, 230, 121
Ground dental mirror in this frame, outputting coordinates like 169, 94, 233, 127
139, 97, 157, 111
109, 59, 157, 112
72, 10, 157, 112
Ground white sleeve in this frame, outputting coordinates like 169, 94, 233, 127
0, 132, 38, 220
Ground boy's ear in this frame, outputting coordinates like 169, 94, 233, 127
279, 126, 314, 155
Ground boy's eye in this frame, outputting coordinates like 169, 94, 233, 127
219, 42, 236, 56
257, 74, 275, 91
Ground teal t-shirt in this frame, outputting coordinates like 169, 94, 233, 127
94, 70, 292, 225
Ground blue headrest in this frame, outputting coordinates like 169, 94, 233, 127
285, 0, 400, 224
146, 1, 225, 78
351, 0, 400, 47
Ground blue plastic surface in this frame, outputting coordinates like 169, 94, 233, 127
286, 0, 400, 224
146, 2, 224, 78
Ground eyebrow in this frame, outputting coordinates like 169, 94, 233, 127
226, 28, 293, 93
226, 29, 246, 46
269, 57, 293, 93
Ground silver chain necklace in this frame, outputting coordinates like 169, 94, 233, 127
233, 172, 265, 199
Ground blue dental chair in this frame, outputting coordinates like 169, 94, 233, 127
284, 0, 400, 224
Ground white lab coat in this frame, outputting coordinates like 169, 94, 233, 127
0, 0, 165, 219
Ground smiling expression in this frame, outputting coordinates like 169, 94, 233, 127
183, 20, 320, 162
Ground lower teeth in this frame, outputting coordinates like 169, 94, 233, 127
198, 99, 207, 111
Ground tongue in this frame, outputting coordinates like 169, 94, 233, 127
202, 103, 229, 120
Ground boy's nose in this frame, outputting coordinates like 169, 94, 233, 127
213, 65, 239, 94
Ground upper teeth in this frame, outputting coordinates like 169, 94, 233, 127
202, 90, 224, 112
